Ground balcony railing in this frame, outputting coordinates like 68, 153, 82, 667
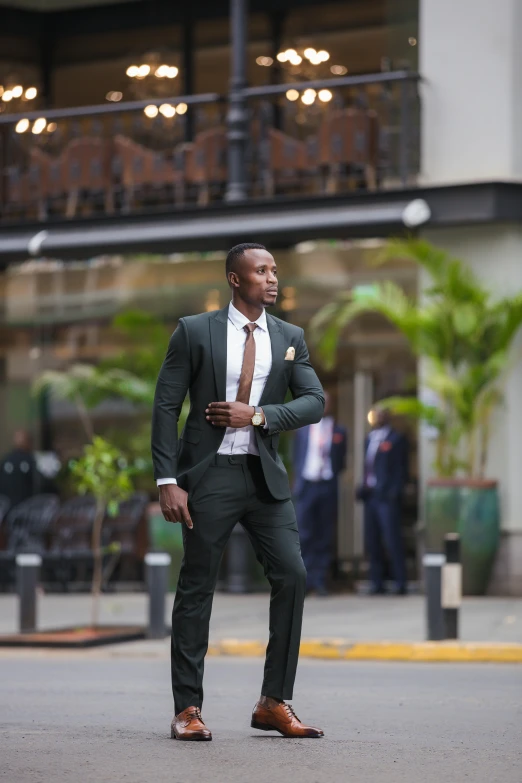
0, 70, 419, 227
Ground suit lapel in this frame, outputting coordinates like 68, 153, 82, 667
209, 305, 228, 400
259, 314, 285, 406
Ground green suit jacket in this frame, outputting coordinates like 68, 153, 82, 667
151, 304, 325, 501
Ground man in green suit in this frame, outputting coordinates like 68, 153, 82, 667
152, 243, 325, 741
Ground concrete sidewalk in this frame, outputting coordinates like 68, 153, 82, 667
1, 591, 521, 662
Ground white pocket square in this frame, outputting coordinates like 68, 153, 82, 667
284, 346, 295, 361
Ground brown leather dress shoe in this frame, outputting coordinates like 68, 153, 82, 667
251, 701, 324, 738
171, 707, 212, 741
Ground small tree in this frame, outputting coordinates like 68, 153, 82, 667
69, 436, 134, 627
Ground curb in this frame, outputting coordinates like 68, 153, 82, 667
207, 639, 522, 663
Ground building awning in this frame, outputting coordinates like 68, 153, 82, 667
0, 196, 424, 263
1, 181, 520, 264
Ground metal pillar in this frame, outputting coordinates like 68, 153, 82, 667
16, 554, 42, 633
442, 534, 461, 639
225, 0, 249, 202
269, 11, 285, 130
423, 553, 445, 641
182, 14, 195, 142
145, 552, 171, 639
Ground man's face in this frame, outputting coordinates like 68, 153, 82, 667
374, 409, 390, 429
231, 249, 278, 307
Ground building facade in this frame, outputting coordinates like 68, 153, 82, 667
0, 0, 521, 591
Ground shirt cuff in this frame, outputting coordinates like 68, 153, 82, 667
157, 478, 177, 486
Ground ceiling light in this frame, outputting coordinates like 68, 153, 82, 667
126, 65, 139, 78
256, 56, 273, 66
301, 92, 316, 105
15, 118, 29, 133
0, 86, 3, 97
32, 117, 47, 135
137, 64, 151, 78
331, 65, 347, 76
289, 54, 302, 65
25, 87, 38, 99
276, 52, 288, 62
155, 64, 170, 77
408, 37, 417, 46
159, 103, 176, 118
176, 102, 188, 114
317, 50, 330, 62
47, 122, 57, 132
2, 90, 13, 102
318, 89, 333, 102
286, 49, 297, 58
304, 48, 316, 59
166, 67, 178, 79
286, 89, 299, 101
144, 104, 159, 118
106, 91, 122, 102
12, 85, 23, 98
309, 54, 322, 65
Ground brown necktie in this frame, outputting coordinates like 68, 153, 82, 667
236, 323, 258, 404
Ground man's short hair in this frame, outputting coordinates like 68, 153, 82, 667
225, 242, 266, 278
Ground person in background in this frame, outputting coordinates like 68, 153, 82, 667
0, 430, 40, 509
293, 392, 347, 596
357, 406, 408, 595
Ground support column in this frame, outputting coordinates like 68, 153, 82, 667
182, 14, 195, 142
269, 11, 285, 131
419, 0, 522, 594
225, 0, 249, 202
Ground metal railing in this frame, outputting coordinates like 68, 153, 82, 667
0, 70, 420, 226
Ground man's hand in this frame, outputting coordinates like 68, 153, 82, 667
206, 401, 261, 428
159, 484, 193, 529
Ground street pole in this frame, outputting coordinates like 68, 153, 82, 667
16, 554, 42, 633
225, 0, 249, 202
145, 552, 171, 639
442, 534, 461, 639
423, 553, 446, 641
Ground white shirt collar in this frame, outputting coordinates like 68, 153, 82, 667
227, 301, 268, 332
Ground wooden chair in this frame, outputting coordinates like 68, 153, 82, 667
62, 136, 113, 217
257, 127, 308, 197
318, 108, 379, 192
113, 135, 187, 211
187, 127, 227, 205
5, 147, 51, 220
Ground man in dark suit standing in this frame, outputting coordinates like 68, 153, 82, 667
293, 392, 347, 596
358, 407, 408, 595
152, 243, 325, 741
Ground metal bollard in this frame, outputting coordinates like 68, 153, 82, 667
145, 552, 171, 639
16, 553, 42, 634
423, 553, 446, 641
227, 523, 251, 593
442, 534, 462, 639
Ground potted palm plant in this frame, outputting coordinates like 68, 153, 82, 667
312, 239, 522, 594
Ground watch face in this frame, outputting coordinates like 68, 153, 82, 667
252, 413, 262, 426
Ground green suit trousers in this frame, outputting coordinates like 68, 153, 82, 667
171, 454, 306, 714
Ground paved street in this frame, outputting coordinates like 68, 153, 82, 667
1, 653, 521, 783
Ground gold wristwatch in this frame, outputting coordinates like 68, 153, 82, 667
251, 406, 264, 426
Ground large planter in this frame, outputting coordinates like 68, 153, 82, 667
425, 479, 500, 595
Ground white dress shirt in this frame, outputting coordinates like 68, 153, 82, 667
157, 301, 272, 486
365, 426, 390, 487
301, 417, 334, 481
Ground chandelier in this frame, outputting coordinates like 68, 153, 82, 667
256, 46, 348, 106
0, 82, 39, 114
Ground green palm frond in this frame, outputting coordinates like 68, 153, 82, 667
312, 238, 522, 478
